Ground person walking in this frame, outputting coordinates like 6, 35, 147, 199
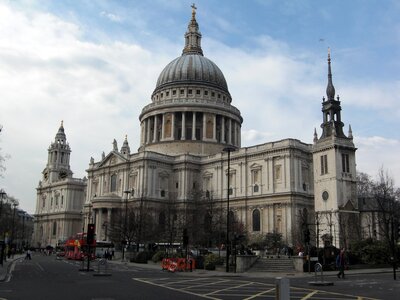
336, 248, 346, 279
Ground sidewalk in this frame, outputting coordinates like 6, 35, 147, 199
108, 259, 394, 279
0, 255, 24, 282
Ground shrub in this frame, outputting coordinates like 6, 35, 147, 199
204, 253, 220, 271
152, 250, 166, 263
130, 251, 148, 264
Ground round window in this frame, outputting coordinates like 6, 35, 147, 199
322, 191, 329, 201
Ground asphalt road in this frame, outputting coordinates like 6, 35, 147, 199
0, 254, 399, 300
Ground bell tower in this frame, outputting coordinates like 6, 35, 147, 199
312, 50, 358, 248
43, 121, 73, 183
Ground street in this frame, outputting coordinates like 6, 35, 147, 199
0, 254, 399, 300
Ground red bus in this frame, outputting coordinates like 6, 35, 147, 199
63, 233, 96, 260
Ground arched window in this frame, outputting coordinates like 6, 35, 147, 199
253, 184, 259, 193
110, 174, 117, 192
252, 209, 260, 232
160, 190, 165, 197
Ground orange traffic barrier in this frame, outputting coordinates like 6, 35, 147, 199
168, 260, 178, 272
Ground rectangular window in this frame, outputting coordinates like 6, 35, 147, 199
172, 90, 176, 95
204, 90, 208, 96
211, 92, 215, 97
342, 154, 350, 173
196, 90, 201, 95
188, 89, 192, 95
166, 91, 169, 97
180, 89, 184, 95
320, 154, 328, 175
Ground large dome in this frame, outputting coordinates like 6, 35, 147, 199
155, 54, 228, 92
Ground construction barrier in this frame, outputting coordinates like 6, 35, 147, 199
162, 258, 196, 272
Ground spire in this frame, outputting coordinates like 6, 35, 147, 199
348, 125, 353, 139
313, 128, 318, 143
182, 3, 203, 56
326, 48, 336, 101
55, 120, 66, 144
120, 135, 130, 155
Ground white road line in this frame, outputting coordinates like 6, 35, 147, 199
35, 263, 45, 272
133, 278, 220, 300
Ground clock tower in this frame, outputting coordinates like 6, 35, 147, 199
33, 121, 86, 248
312, 50, 358, 249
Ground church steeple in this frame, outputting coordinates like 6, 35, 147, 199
182, 4, 203, 56
326, 48, 336, 101
120, 135, 131, 156
319, 49, 346, 139
43, 121, 72, 182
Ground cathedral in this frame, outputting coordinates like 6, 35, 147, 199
33, 8, 358, 250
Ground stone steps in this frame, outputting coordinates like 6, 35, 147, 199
248, 257, 295, 272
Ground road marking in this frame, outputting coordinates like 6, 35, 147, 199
243, 287, 275, 300
301, 290, 318, 299
205, 281, 253, 296
135, 277, 382, 300
181, 279, 231, 290
35, 263, 45, 272
134, 278, 219, 300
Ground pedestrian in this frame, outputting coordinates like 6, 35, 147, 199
25, 249, 32, 260
336, 248, 346, 279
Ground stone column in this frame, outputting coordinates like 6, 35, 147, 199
192, 112, 196, 140
161, 113, 165, 141
228, 118, 232, 144
153, 115, 158, 142
238, 123, 241, 147
171, 112, 175, 140
181, 112, 186, 140
146, 118, 151, 144
106, 208, 112, 240
213, 114, 217, 141
221, 117, 225, 143
202, 113, 207, 140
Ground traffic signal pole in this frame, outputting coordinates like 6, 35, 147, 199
87, 223, 95, 272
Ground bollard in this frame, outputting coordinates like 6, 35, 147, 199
275, 277, 290, 300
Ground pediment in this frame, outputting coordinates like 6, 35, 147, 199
98, 151, 128, 167
250, 163, 262, 170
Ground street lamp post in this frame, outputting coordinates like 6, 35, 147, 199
223, 146, 236, 273
122, 190, 131, 261
10, 200, 19, 251
0, 189, 7, 266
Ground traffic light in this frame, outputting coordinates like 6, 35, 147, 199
87, 223, 95, 245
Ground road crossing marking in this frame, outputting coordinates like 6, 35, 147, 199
134, 277, 381, 300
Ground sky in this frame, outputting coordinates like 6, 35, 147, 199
0, 0, 399, 214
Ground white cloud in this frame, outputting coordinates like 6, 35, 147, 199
355, 135, 400, 185
0, 3, 170, 213
100, 11, 122, 23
